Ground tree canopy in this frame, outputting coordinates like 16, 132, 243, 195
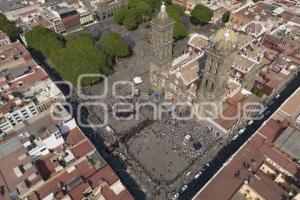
0, 13, 19, 41
173, 22, 188, 40
113, 7, 129, 24
25, 27, 113, 86
136, 1, 152, 17
54, 34, 110, 86
25, 26, 64, 58
123, 11, 139, 30
100, 33, 130, 58
167, 5, 185, 22
128, 0, 142, 8
222, 11, 230, 23
190, 4, 213, 25
166, 5, 188, 40
114, 0, 157, 30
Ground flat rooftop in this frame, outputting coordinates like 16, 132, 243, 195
274, 127, 300, 160
0, 0, 27, 12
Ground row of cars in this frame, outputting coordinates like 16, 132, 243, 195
232, 94, 281, 141
172, 163, 210, 200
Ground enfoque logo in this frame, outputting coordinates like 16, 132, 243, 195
49, 74, 265, 129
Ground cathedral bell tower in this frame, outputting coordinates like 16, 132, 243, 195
149, 2, 174, 91
197, 28, 237, 115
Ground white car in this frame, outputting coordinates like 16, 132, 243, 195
105, 125, 114, 133
275, 94, 280, 99
194, 171, 202, 179
247, 120, 254, 125
232, 134, 239, 141
119, 153, 126, 160
239, 128, 245, 134
185, 171, 191, 177
172, 193, 179, 200
181, 185, 188, 192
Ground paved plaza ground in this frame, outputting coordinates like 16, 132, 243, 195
126, 115, 219, 183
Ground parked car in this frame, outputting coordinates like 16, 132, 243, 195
181, 185, 188, 193
172, 193, 179, 200
194, 171, 202, 179
247, 120, 254, 125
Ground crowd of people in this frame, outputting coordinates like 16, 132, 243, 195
152, 114, 218, 161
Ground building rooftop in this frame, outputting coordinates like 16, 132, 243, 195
232, 54, 256, 71
188, 34, 209, 50
274, 127, 300, 160
0, 0, 27, 13
193, 88, 300, 200
234, 2, 278, 22
0, 138, 43, 197
0, 30, 9, 41
0, 30, 134, 200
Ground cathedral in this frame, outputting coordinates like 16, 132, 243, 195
149, 2, 262, 114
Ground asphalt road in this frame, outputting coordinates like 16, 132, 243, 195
178, 74, 300, 200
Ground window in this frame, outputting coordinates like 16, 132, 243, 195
208, 65, 211, 72
18, 82, 24, 87
257, 84, 263, 89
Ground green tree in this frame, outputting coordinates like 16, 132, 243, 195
173, 22, 188, 40
129, 0, 142, 8
25, 26, 63, 58
222, 11, 230, 23
190, 4, 213, 25
26, 27, 112, 86
100, 33, 129, 58
136, 1, 152, 16
166, 5, 188, 40
0, 13, 19, 41
54, 34, 111, 85
167, 5, 185, 22
123, 11, 139, 30
113, 7, 129, 24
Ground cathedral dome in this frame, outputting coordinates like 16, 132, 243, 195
214, 28, 237, 54
244, 15, 265, 37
